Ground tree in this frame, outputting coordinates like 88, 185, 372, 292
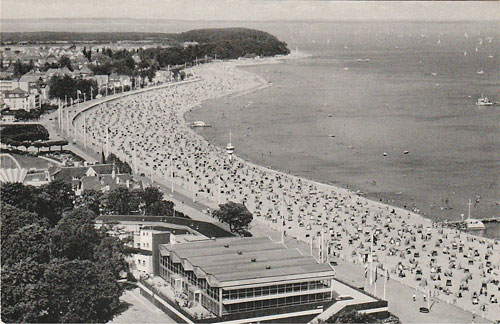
58, 55, 73, 71
147, 200, 175, 216
39, 180, 75, 225
1, 259, 49, 323
42, 258, 123, 323
0, 182, 128, 324
102, 187, 140, 215
213, 202, 253, 235
1, 223, 51, 266
75, 189, 103, 215
106, 153, 132, 174
50, 209, 102, 261
0, 203, 48, 242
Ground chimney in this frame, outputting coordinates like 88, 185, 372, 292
126, 179, 130, 188
116, 176, 119, 184
83, 161, 88, 166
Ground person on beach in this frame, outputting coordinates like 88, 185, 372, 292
79, 60, 500, 321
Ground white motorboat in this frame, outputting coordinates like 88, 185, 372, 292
464, 199, 485, 230
476, 94, 493, 106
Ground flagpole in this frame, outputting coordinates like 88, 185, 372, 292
106, 127, 109, 159
83, 115, 87, 148
66, 109, 69, 135
370, 231, 373, 285
384, 253, 388, 300
58, 100, 62, 129
281, 197, 285, 244
310, 236, 313, 257
170, 155, 174, 193
384, 268, 388, 300
217, 176, 221, 205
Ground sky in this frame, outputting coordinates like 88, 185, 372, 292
1, 0, 500, 21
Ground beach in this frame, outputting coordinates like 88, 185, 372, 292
68, 56, 500, 321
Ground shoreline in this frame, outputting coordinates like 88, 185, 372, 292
184, 59, 498, 245
67, 54, 499, 321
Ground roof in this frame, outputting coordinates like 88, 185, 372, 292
141, 225, 191, 235
89, 164, 115, 175
51, 164, 115, 182
109, 72, 119, 80
4, 87, 27, 96
19, 72, 43, 83
80, 173, 136, 191
95, 215, 234, 238
161, 237, 335, 288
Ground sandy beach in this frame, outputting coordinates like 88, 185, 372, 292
72, 56, 500, 321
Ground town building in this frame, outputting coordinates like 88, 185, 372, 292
158, 236, 337, 321
2, 87, 36, 111
49, 163, 142, 194
95, 215, 234, 276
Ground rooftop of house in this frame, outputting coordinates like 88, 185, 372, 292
51, 164, 117, 182
160, 237, 335, 287
95, 215, 234, 239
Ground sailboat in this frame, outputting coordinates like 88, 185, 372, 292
464, 199, 485, 230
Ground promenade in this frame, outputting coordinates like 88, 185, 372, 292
43, 57, 499, 322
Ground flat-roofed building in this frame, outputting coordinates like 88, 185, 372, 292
159, 236, 336, 321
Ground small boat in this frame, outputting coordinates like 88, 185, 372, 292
328, 114, 333, 118
465, 219, 486, 230
383, 152, 387, 156
489, 55, 494, 58
477, 70, 484, 75
192, 121, 207, 127
476, 94, 493, 106
403, 151, 409, 155
328, 134, 336, 138
464, 199, 485, 230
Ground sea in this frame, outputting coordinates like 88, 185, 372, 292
3, 19, 499, 239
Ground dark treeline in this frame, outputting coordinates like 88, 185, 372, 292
1, 31, 178, 44
1, 182, 185, 322
48, 75, 98, 101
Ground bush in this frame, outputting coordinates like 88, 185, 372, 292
0, 124, 49, 143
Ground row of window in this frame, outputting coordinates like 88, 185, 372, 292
221, 280, 331, 300
222, 292, 331, 314
201, 294, 219, 315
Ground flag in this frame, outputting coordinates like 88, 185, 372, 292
375, 266, 378, 283
364, 264, 368, 278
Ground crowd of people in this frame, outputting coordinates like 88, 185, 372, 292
76, 60, 500, 321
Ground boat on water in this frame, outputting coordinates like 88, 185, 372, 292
477, 70, 484, 75
191, 121, 208, 127
465, 219, 486, 230
476, 94, 493, 106
464, 199, 485, 230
